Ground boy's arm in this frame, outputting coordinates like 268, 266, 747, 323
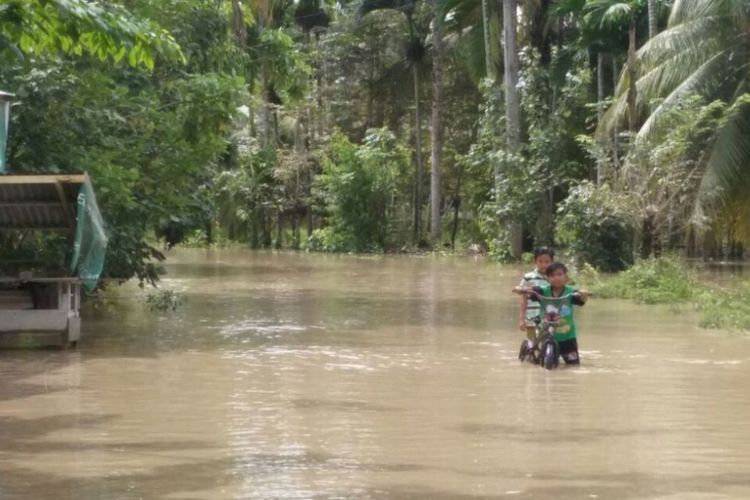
572, 289, 590, 305
518, 294, 528, 331
517, 277, 528, 331
513, 286, 543, 299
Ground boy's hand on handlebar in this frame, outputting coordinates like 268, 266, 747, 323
513, 286, 534, 295
518, 318, 527, 332
575, 289, 591, 301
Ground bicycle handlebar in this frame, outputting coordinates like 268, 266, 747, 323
514, 288, 589, 300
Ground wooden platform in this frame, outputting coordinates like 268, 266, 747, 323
0, 174, 95, 348
0, 278, 81, 347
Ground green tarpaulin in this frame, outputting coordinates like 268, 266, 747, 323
70, 180, 108, 292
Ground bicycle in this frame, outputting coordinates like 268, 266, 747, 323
515, 290, 585, 370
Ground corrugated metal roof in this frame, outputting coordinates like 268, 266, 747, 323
0, 174, 87, 231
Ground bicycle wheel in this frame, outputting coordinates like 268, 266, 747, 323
518, 340, 531, 362
541, 340, 559, 370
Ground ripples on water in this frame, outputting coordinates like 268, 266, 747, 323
0, 250, 750, 499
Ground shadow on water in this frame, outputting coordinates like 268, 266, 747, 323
76, 293, 511, 355
0, 457, 234, 500
452, 422, 689, 443
0, 352, 85, 403
333, 470, 750, 500
0, 412, 225, 500
0, 439, 432, 499
290, 398, 403, 413
0, 404, 746, 499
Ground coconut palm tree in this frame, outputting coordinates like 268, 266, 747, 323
608, 0, 750, 235
437, 0, 501, 82
552, 0, 629, 184
552, 0, 613, 121
503, 0, 521, 150
360, 0, 428, 241
647, 0, 658, 38
502, 0, 524, 256
429, 0, 445, 241
586, 0, 647, 132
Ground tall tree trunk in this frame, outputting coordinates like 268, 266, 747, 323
527, 0, 552, 65
206, 219, 213, 245
294, 114, 303, 246
612, 55, 620, 166
647, 0, 658, 39
481, 0, 492, 80
250, 204, 259, 248
261, 64, 273, 147
450, 166, 464, 249
596, 52, 605, 184
315, 32, 325, 139
597, 52, 605, 124
293, 216, 300, 249
231, 0, 247, 50
249, 107, 257, 138
641, 211, 655, 259
627, 19, 638, 132
539, 188, 554, 245
232, 0, 257, 145
430, 0, 444, 243
275, 213, 283, 249
261, 208, 271, 247
503, 0, 521, 149
413, 64, 423, 242
273, 109, 279, 145
502, 0, 523, 257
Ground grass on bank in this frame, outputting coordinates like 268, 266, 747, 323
578, 256, 750, 331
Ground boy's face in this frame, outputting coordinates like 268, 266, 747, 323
535, 254, 553, 274
547, 268, 568, 288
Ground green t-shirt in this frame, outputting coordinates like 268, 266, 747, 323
532, 285, 584, 342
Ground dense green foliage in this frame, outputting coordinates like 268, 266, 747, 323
582, 256, 750, 332
585, 256, 696, 304
0, 0, 182, 67
2, 1, 244, 283
557, 182, 635, 272
145, 289, 186, 312
2, 0, 750, 285
309, 130, 409, 252
699, 285, 750, 332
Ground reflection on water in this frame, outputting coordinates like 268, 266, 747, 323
1, 250, 750, 499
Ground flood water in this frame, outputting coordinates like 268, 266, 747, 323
2, 250, 750, 499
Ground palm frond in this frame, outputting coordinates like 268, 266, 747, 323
668, 0, 727, 26
697, 95, 750, 206
636, 15, 727, 69
549, 0, 587, 18
637, 51, 729, 139
437, 0, 479, 26
448, 23, 489, 81
636, 40, 723, 103
585, 0, 636, 27
358, 0, 417, 19
598, 90, 629, 136
601, 3, 634, 24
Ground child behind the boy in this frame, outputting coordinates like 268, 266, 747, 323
518, 247, 555, 353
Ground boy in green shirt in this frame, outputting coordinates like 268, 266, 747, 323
514, 262, 589, 365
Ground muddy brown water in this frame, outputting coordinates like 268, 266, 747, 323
1, 250, 750, 499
